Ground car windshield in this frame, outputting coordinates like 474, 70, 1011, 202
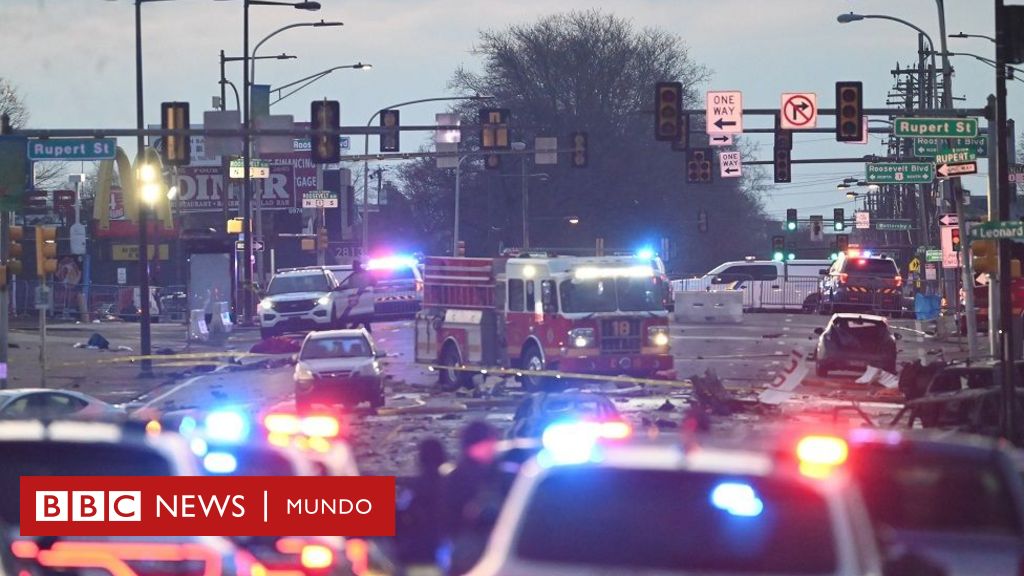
853, 448, 1022, 536
516, 467, 837, 573
330, 268, 354, 285
0, 442, 173, 524
845, 258, 898, 276
267, 274, 330, 295
301, 336, 371, 359
559, 276, 666, 313
831, 318, 889, 350
541, 398, 607, 418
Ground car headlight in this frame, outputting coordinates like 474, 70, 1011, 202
569, 328, 595, 348
295, 364, 315, 381
316, 295, 331, 307
648, 325, 670, 347
258, 298, 275, 310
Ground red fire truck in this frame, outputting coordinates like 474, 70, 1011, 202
414, 255, 673, 389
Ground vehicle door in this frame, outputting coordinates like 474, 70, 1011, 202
709, 265, 762, 308
334, 270, 376, 321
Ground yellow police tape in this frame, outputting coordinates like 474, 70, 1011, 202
420, 362, 694, 389
53, 351, 270, 369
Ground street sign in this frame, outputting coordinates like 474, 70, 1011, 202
780, 93, 817, 129
934, 148, 977, 164
229, 159, 269, 179
936, 161, 978, 178
967, 220, 1024, 240
1010, 164, 1024, 184
925, 249, 942, 263
34, 286, 51, 310
27, 138, 117, 161
302, 191, 339, 208
235, 240, 265, 251
719, 151, 742, 178
708, 133, 734, 146
705, 91, 742, 134
865, 162, 934, 184
908, 257, 921, 273
939, 213, 958, 227
855, 211, 870, 229
893, 117, 978, 138
913, 136, 987, 157
874, 220, 913, 231
534, 136, 558, 165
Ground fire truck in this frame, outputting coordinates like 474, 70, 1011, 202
414, 254, 673, 389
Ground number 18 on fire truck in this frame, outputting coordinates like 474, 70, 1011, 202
415, 255, 674, 390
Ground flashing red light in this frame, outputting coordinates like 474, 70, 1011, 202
894, 275, 903, 288
796, 435, 849, 479
839, 272, 849, 284
11, 540, 39, 559
600, 421, 632, 440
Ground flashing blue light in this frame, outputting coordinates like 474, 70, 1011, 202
367, 255, 418, 270
862, 250, 873, 258
636, 247, 656, 260
204, 411, 249, 443
711, 482, 764, 517
203, 452, 238, 474
189, 437, 209, 457
540, 422, 599, 465
178, 416, 197, 436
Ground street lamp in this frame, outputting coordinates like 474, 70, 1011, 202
219, 52, 296, 111
838, 12, 938, 107
950, 31, 996, 43
270, 64, 372, 105
361, 94, 494, 254
239, 0, 322, 324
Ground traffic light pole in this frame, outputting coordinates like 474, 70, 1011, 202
0, 209, 8, 390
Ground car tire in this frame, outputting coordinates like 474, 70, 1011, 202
815, 361, 829, 378
439, 342, 470, 391
520, 345, 552, 391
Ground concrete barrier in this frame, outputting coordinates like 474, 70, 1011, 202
209, 301, 233, 335
674, 290, 743, 323
189, 309, 209, 342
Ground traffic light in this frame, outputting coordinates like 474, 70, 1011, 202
310, 99, 341, 164
687, 148, 713, 184
836, 234, 849, 254
317, 227, 328, 251
161, 101, 190, 166
1, 225, 24, 288
35, 226, 57, 278
655, 82, 682, 141
379, 109, 400, 153
697, 209, 709, 233
774, 148, 791, 183
810, 215, 823, 242
671, 114, 690, 151
786, 208, 798, 232
835, 81, 864, 142
774, 115, 792, 150
973, 240, 996, 273
772, 235, 785, 262
480, 108, 511, 170
570, 132, 588, 168
833, 208, 845, 231
951, 228, 962, 252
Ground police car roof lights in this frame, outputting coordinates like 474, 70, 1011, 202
204, 410, 250, 443
710, 482, 764, 517
203, 451, 238, 474
539, 420, 633, 465
795, 435, 849, 479
367, 255, 417, 270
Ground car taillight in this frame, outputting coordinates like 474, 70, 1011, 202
894, 275, 903, 287
839, 273, 849, 284
300, 545, 333, 570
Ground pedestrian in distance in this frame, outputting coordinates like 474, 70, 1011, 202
443, 421, 502, 575
396, 438, 447, 576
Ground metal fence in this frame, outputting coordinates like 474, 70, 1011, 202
673, 274, 823, 312
10, 279, 188, 321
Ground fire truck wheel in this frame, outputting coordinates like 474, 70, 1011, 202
519, 346, 550, 391
439, 343, 471, 391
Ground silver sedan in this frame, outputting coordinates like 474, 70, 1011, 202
0, 389, 124, 420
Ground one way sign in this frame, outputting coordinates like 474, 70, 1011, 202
706, 91, 743, 134
719, 151, 742, 178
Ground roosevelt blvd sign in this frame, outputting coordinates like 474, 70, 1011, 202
914, 137, 987, 157
968, 220, 1024, 241
866, 162, 934, 184
894, 117, 978, 138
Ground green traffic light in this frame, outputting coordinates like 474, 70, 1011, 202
787, 253, 796, 261
830, 252, 839, 260
772, 251, 784, 262
786, 222, 797, 231
834, 222, 845, 231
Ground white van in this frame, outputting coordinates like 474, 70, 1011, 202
673, 259, 830, 311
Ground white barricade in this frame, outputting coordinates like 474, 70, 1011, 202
209, 301, 233, 335
674, 290, 743, 323
189, 309, 209, 342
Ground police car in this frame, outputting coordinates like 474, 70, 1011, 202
258, 267, 375, 339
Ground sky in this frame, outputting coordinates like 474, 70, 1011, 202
2, 0, 1021, 221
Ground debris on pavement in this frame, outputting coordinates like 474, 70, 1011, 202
691, 369, 735, 416
249, 336, 301, 354
854, 366, 900, 389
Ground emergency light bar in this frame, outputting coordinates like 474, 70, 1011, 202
367, 256, 417, 270
574, 265, 654, 280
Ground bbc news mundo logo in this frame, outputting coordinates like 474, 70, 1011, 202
36, 491, 142, 522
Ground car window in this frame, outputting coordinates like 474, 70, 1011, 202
267, 273, 330, 295
516, 467, 836, 573
526, 280, 536, 312
1, 393, 88, 417
541, 398, 604, 418
712, 265, 777, 284
330, 269, 354, 285
854, 448, 1022, 535
301, 336, 372, 359
541, 280, 557, 314
0, 441, 174, 524
843, 258, 899, 276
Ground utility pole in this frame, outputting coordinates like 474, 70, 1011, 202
0, 112, 10, 389
994, 0, 1017, 441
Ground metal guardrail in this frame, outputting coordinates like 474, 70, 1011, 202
10, 279, 187, 321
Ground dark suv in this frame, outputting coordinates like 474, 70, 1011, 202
819, 253, 903, 314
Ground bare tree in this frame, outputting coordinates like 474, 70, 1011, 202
1, 77, 69, 190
